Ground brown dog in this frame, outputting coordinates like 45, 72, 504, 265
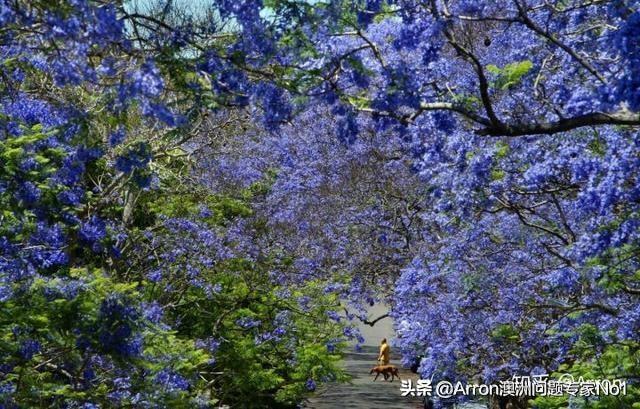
369, 365, 400, 382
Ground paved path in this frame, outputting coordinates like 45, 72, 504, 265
304, 305, 421, 408
303, 305, 487, 409
303, 345, 424, 409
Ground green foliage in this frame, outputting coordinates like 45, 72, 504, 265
0, 125, 57, 186
490, 324, 519, 342
146, 191, 253, 224
153, 254, 349, 408
494, 140, 510, 159
487, 60, 534, 90
121, 175, 351, 407
0, 268, 212, 407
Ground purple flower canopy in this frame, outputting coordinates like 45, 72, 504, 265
1, 0, 640, 407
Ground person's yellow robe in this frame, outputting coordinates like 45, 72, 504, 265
378, 342, 390, 365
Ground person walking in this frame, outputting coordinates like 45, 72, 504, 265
377, 338, 390, 365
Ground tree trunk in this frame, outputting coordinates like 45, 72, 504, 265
122, 188, 137, 227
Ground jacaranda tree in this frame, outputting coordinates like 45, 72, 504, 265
0, 1, 351, 407
204, 1, 640, 408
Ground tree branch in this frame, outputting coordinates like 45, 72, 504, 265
514, 0, 606, 84
361, 313, 389, 327
477, 110, 640, 136
443, 29, 503, 128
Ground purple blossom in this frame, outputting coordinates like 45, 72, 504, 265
142, 302, 164, 323
18, 339, 41, 360
154, 369, 190, 392
305, 378, 316, 391
236, 317, 261, 329
79, 215, 107, 252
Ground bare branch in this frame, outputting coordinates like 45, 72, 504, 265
478, 110, 640, 136
361, 313, 390, 327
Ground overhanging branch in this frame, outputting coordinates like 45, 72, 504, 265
478, 111, 640, 136
361, 313, 389, 327
357, 101, 639, 136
